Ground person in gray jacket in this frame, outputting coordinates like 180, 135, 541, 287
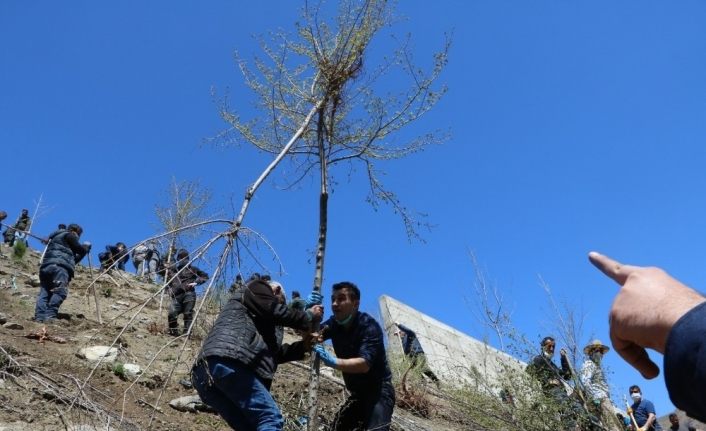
34, 224, 90, 322
192, 276, 323, 430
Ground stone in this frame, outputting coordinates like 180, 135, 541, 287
122, 363, 142, 379
25, 275, 40, 288
0, 313, 7, 325
0, 379, 5, 389
2, 322, 23, 330
115, 300, 130, 307
168, 395, 214, 413
77, 346, 118, 362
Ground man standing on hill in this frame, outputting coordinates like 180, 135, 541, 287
34, 224, 90, 323
161, 249, 209, 335
3, 209, 30, 246
628, 385, 662, 431
314, 281, 395, 431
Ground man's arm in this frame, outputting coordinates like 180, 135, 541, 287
65, 233, 88, 263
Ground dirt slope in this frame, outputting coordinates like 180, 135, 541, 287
0, 244, 456, 431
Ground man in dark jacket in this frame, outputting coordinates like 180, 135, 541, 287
3, 209, 30, 246
34, 224, 90, 322
161, 249, 209, 336
98, 242, 129, 271
192, 276, 323, 430
314, 281, 395, 431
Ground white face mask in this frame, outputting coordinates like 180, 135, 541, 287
543, 350, 554, 359
630, 392, 641, 402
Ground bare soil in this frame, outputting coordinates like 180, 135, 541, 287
0, 244, 459, 431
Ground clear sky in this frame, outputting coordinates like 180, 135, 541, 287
3, 0, 706, 415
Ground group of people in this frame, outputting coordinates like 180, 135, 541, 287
1, 209, 31, 247
193, 278, 395, 430
5, 206, 706, 430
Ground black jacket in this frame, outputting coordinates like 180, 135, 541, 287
198, 279, 313, 383
526, 352, 572, 392
41, 229, 88, 279
162, 261, 209, 295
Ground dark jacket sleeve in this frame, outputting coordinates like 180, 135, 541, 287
190, 266, 209, 285
65, 232, 88, 263
243, 281, 312, 331
276, 340, 307, 364
559, 353, 572, 379
664, 301, 706, 423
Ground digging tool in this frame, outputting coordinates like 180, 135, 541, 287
86, 253, 103, 325
624, 396, 640, 431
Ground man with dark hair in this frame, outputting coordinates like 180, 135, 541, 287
34, 223, 90, 322
161, 249, 208, 336
193, 278, 323, 430
288, 290, 307, 311
628, 385, 662, 431
526, 336, 579, 428
3, 209, 30, 246
314, 281, 395, 431
668, 413, 697, 431
98, 242, 129, 271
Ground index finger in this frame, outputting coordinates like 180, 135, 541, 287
588, 251, 635, 285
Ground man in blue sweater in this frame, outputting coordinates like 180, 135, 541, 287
589, 252, 706, 423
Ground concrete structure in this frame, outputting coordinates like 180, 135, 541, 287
379, 295, 526, 392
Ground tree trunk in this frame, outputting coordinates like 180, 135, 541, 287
307, 104, 329, 431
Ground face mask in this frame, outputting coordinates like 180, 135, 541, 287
543, 350, 554, 359
336, 314, 353, 325
591, 352, 602, 363
630, 393, 641, 402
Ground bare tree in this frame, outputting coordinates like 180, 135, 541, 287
155, 178, 212, 256
216, 1, 449, 426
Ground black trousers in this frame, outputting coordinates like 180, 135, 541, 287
330, 380, 395, 431
168, 290, 195, 335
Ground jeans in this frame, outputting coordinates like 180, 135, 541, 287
330, 380, 395, 431
168, 290, 195, 335
34, 264, 70, 321
192, 357, 283, 431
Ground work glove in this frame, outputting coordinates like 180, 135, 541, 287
313, 344, 338, 368
305, 291, 323, 308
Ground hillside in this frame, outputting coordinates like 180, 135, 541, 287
0, 243, 458, 431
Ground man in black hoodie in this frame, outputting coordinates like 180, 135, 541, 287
34, 224, 90, 322
192, 276, 323, 430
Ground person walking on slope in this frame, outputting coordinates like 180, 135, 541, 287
314, 281, 396, 431
131, 241, 160, 282
98, 242, 129, 271
34, 224, 90, 322
192, 275, 323, 430
161, 249, 208, 336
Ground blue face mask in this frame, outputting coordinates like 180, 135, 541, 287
336, 314, 353, 325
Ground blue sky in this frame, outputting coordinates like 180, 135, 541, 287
3, 0, 706, 415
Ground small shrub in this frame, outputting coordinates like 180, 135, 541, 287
12, 241, 27, 260
102, 288, 112, 298
112, 362, 126, 379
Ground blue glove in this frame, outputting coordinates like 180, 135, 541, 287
305, 291, 323, 308
313, 344, 338, 368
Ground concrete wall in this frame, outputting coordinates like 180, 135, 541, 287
379, 295, 526, 392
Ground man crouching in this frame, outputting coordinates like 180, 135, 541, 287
192, 275, 323, 430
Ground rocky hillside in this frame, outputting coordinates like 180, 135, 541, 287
0, 243, 456, 431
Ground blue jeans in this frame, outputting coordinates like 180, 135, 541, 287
192, 357, 283, 431
34, 264, 70, 321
